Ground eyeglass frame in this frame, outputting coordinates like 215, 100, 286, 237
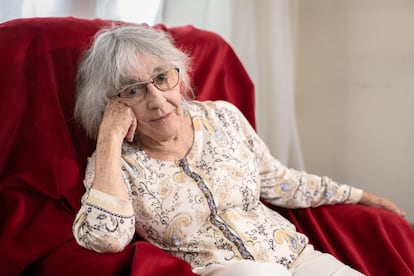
113, 67, 180, 101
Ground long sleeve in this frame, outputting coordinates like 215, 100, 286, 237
73, 155, 136, 253
255, 143, 363, 208
230, 101, 363, 209
258, 156, 363, 208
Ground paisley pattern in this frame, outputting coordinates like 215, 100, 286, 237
73, 100, 362, 269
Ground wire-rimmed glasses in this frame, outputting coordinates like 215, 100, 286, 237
114, 67, 180, 101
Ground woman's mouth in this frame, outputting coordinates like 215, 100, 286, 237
152, 111, 173, 122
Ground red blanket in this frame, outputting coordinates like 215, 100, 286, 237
0, 17, 413, 276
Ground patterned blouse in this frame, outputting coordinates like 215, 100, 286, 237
73, 100, 362, 270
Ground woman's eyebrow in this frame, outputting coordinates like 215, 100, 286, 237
119, 66, 169, 86
152, 65, 169, 73
117, 79, 140, 91
120, 77, 141, 86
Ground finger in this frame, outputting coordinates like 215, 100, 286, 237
103, 99, 118, 115
378, 198, 407, 218
101, 100, 136, 141
360, 192, 407, 218
126, 115, 137, 142
396, 209, 407, 217
385, 201, 406, 217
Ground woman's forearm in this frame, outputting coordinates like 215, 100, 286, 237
92, 133, 130, 200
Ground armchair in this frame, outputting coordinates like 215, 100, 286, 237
0, 17, 413, 276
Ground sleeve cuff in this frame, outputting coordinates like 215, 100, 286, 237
85, 188, 134, 217
345, 187, 364, 204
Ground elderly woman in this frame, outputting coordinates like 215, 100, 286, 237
73, 25, 405, 276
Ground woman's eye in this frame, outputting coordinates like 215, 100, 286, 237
156, 73, 168, 83
128, 87, 139, 96
123, 85, 146, 98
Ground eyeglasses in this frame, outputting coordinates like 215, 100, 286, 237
115, 67, 180, 101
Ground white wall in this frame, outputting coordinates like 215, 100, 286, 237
295, 0, 414, 223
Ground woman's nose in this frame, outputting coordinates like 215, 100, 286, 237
146, 83, 166, 108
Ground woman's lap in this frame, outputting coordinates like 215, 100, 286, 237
193, 245, 364, 276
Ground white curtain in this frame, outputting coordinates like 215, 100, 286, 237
0, 0, 162, 24
161, 0, 305, 170
0, 0, 304, 170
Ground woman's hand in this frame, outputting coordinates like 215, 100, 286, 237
359, 191, 406, 218
100, 100, 137, 143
